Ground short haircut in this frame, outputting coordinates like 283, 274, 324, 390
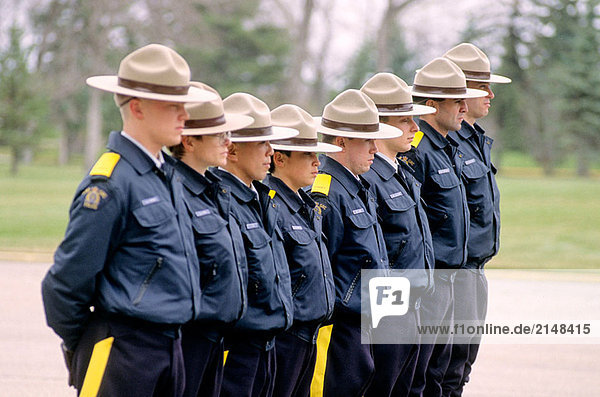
379, 115, 389, 123
321, 134, 337, 144
269, 150, 291, 173
412, 96, 445, 105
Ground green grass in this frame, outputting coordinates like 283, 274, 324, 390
1, 150, 599, 269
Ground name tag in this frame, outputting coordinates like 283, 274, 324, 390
246, 222, 260, 230
465, 159, 476, 165
352, 208, 365, 215
389, 191, 403, 199
141, 196, 160, 206
195, 209, 211, 217
437, 168, 450, 174
291, 225, 303, 231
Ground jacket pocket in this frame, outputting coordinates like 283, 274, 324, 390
132, 201, 174, 228
383, 194, 415, 212
133, 257, 163, 305
461, 160, 489, 182
285, 227, 316, 246
430, 172, 460, 189
242, 227, 271, 249
347, 209, 376, 229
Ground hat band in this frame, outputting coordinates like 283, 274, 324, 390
118, 77, 190, 95
231, 126, 274, 138
377, 103, 414, 113
272, 138, 318, 146
321, 118, 379, 132
185, 115, 227, 128
463, 70, 491, 80
413, 85, 467, 96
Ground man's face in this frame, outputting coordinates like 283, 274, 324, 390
382, 116, 419, 153
466, 81, 494, 120
343, 138, 378, 175
276, 151, 320, 190
139, 99, 189, 147
432, 98, 468, 132
234, 141, 274, 181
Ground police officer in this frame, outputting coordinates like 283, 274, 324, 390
442, 43, 511, 397
308, 89, 402, 396
263, 104, 340, 397
168, 82, 254, 397
359, 72, 436, 396
408, 57, 487, 397
41, 44, 217, 396
213, 93, 298, 397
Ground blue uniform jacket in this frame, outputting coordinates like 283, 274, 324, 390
449, 121, 500, 265
42, 131, 200, 350
263, 175, 335, 341
362, 154, 434, 294
212, 169, 293, 335
409, 120, 470, 269
175, 162, 247, 329
309, 155, 389, 316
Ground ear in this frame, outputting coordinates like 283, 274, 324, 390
335, 136, 346, 152
227, 142, 238, 162
273, 151, 286, 168
425, 99, 438, 110
181, 136, 195, 151
128, 98, 144, 120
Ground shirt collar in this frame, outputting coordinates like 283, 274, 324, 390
121, 131, 165, 169
418, 120, 450, 150
174, 160, 209, 196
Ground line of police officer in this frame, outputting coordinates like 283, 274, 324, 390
41, 41, 508, 397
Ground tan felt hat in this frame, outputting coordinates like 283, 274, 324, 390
360, 72, 436, 116
222, 93, 299, 142
269, 104, 341, 153
410, 57, 488, 99
86, 44, 216, 103
443, 43, 511, 84
314, 89, 403, 139
182, 82, 253, 135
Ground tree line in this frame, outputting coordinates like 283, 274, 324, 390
1, 0, 599, 176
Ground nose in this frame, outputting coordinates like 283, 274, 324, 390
312, 153, 320, 167
488, 86, 495, 100
409, 117, 418, 132
370, 140, 378, 154
459, 99, 468, 113
180, 105, 189, 121
266, 142, 274, 156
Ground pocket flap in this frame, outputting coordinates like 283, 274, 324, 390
462, 160, 489, 180
133, 201, 174, 227
430, 172, 460, 189
383, 194, 415, 212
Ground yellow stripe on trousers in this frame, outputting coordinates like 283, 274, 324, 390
310, 324, 334, 397
223, 350, 229, 366
80, 336, 115, 397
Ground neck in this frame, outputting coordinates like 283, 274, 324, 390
223, 164, 253, 187
377, 145, 398, 162
463, 114, 476, 126
327, 153, 359, 177
420, 115, 448, 137
181, 154, 208, 176
123, 123, 162, 157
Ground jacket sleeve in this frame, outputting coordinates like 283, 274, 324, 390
310, 194, 343, 260
41, 179, 123, 350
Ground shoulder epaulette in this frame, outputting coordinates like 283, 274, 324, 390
268, 189, 276, 199
311, 174, 332, 196
89, 152, 121, 178
411, 130, 424, 148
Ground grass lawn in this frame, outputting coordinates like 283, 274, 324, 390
0, 153, 599, 268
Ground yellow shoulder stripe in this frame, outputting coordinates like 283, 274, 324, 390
268, 189, 276, 199
80, 336, 114, 397
311, 174, 332, 196
89, 153, 121, 178
411, 130, 424, 148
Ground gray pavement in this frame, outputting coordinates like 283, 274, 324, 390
1, 261, 600, 396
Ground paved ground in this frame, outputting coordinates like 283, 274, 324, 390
1, 261, 599, 396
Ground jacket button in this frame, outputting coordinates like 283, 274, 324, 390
222, 189, 227, 193
275, 275, 280, 283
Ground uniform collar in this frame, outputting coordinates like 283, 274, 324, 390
319, 155, 367, 198
418, 120, 451, 150
213, 168, 256, 203
263, 174, 303, 214
457, 120, 476, 140
370, 153, 396, 181
174, 160, 209, 196
107, 131, 160, 175
120, 131, 165, 169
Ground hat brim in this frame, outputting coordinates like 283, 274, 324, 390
182, 114, 254, 136
270, 141, 342, 153
313, 117, 403, 139
377, 104, 437, 117
86, 75, 217, 102
409, 86, 488, 99
466, 73, 512, 84
230, 126, 299, 143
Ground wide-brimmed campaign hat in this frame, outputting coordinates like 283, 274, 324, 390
410, 58, 488, 99
222, 93, 299, 142
360, 72, 436, 117
314, 89, 403, 139
443, 43, 511, 84
86, 44, 216, 103
270, 104, 341, 153
182, 82, 254, 135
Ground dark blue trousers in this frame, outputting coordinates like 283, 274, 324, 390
273, 330, 317, 397
221, 335, 276, 397
442, 268, 488, 397
180, 322, 224, 397
72, 314, 184, 397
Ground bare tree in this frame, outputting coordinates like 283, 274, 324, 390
375, 0, 418, 71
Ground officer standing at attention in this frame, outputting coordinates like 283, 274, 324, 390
359, 72, 436, 397
41, 44, 217, 396
213, 93, 298, 397
308, 89, 402, 397
442, 43, 511, 397
263, 104, 340, 397
168, 82, 254, 397
407, 57, 487, 397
